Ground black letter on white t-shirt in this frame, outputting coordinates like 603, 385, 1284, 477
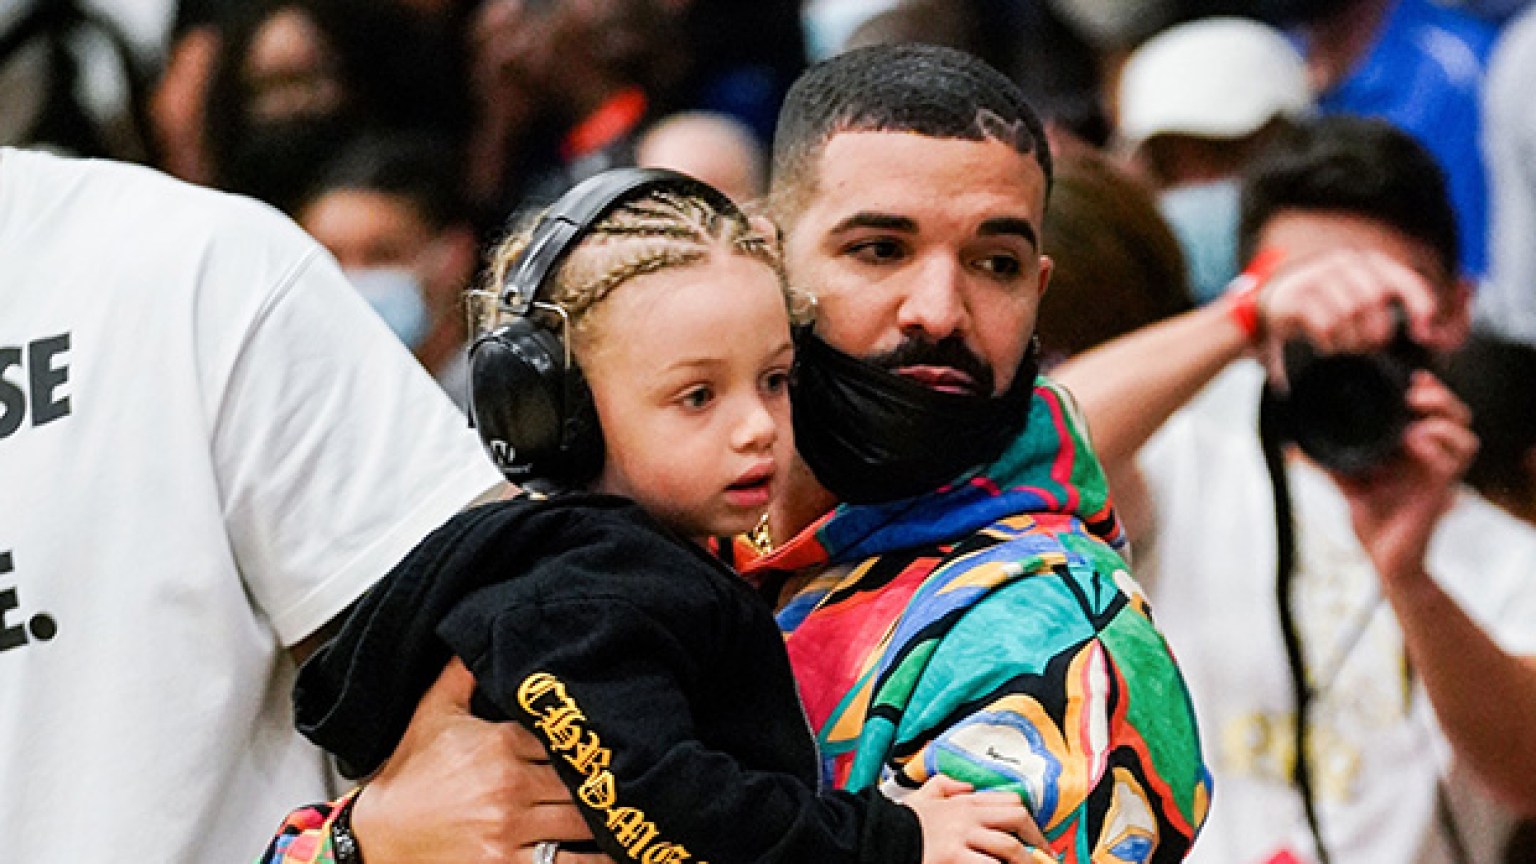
0, 551, 55, 652
0, 551, 24, 652
0, 348, 22, 439
29, 333, 70, 427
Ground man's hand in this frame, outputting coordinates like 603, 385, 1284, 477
351, 657, 613, 864
1257, 247, 1451, 385
1333, 372, 1478, 586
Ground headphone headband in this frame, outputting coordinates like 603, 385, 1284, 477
497, 167, 739, 317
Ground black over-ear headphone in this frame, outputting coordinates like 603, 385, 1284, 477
468, 167, 739, 490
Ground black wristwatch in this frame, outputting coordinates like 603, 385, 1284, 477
331, 790, 365, 864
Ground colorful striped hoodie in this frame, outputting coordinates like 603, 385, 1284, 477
734, 378, 1211, 863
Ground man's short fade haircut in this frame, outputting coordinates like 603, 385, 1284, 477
1238, 116, 1460, 281
770, 44, 1052, 214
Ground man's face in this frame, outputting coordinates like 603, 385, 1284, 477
299, 188, 481, 358
1256, 208, 1471, 353
300, 189, 436, 274
780, 131, 1053, 396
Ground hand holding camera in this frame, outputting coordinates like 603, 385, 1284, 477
1248, 245, 1477, 583
1331, 371, 1478, 586
1252, 246, 1455, 473
1277, 302, 1429, 473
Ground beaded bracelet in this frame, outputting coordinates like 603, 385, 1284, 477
331, 789, 365, 864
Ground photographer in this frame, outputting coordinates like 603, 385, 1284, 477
1056, 116, 1536, 863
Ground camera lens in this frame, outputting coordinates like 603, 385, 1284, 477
1276, 300, 1429, 474
1282, 344, 1415, 473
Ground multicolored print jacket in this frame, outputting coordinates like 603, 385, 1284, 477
732, 378, 1212, 863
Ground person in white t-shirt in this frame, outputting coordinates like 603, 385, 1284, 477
1474, 3, 1536, 348
1055, 117, 1536, 863
0, 148, 525, 862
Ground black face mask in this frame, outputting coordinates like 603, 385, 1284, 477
789, 328, 1039, 504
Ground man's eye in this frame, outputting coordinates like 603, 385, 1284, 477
848, 238, 904, 263
978, 254, 1023, 277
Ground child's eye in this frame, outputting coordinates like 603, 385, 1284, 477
761, 368, 790, 396
679, 386, 714, 409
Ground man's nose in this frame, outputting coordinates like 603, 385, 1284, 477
897, 254, 968, 341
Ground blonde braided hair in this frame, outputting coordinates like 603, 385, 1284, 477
472, 188, 806, 349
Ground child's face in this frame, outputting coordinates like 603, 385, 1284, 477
584, 253, 794, 539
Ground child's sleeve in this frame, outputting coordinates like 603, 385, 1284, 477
458, 594, 923, 864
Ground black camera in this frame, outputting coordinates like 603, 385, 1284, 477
1277, 309, 1430, 474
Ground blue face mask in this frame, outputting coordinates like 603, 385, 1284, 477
1158, 179, 1242, 306
346, 267, 430, 350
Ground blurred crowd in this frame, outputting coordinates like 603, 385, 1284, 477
5, 0, 1536, 861
6, 0, 1534, 443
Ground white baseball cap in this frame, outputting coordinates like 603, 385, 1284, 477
1117, 17, 1313, 146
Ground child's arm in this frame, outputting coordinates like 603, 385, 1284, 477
452, 589, 1031, 864
462, 594, 898, 864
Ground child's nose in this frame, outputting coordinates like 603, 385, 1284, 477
734, 398, 778, 450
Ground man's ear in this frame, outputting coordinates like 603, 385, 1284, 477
1036, 254, 1054, 300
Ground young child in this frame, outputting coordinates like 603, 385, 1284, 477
262, 170, 1037, 864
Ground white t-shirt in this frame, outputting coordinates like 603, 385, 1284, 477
1140, 362, 1536, 864
0, 149, 504, 862
1475, 4, 1536, 347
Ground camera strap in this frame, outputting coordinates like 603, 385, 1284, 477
1259, 386, 1332, 864
1259, 387, 1469, 864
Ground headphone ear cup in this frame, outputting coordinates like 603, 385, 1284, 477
468, 319, 568, 482
473, 170, 726, 489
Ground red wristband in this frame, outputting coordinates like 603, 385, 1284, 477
1224, 248, 1285, 343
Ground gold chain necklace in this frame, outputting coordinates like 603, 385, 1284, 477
745, 512, 774, 554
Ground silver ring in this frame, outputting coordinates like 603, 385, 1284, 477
534, 841, 559, 864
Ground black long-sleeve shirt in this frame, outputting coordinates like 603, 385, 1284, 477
295, 494, 920, 864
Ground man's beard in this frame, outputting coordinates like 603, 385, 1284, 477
788, 328, 1038, 504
